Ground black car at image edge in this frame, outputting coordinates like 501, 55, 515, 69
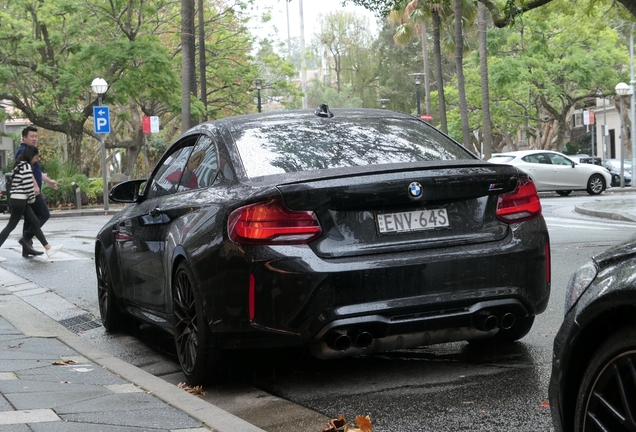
96, 106, 551, 385
549, 236, 636, 432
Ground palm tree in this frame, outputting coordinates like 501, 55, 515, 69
393, 0, 449, 133
453, 0, 470, 147
478, 1, 493, 159
392, 4, 432, 116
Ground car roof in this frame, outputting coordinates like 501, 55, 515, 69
196, 108, 420, 129
490, 150, 572, 158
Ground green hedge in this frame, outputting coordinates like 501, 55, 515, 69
41, 175, 104, 207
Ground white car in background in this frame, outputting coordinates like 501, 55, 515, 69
488, 150, 612, 196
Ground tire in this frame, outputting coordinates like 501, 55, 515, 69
574, 325, 636, 432
172, 262, 218, 386
556, 190, 572, 196
612, 174, 621, 187
469, 315, 535, 345
586, 174, 605, 195
96, 247, 125, 332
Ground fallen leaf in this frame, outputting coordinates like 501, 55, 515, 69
319, 414, 372, 432
52, 359, 77, 366
353, 415, 372, 432
320, 414, 346, 432
8, 343, 23, 349
541, 401, 549, 407
177, 382, 207, 395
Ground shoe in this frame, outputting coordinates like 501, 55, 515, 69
45, 245, 63, 258
20, 238, 44, 257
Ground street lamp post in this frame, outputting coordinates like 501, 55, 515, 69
91, 77, 109, 210
255, 78, 263, 113
408, 73, 426, 118
631, 23, 636, 188
615, 82, 630, 188
378, 99, 390, 109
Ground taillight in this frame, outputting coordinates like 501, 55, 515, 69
496, 178, 542, 223
228, 199, 322, 244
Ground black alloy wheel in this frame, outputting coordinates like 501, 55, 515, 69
96, 247, 124, 332
172, 262, 217, 386
575, 325, 636, 432
587, 174, 605, 195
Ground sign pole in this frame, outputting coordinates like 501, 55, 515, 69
98, 94, 108, 211
590, 110, 595, 163
144, 134, 148, 178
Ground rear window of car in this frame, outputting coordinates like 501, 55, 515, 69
231, 117, 475, 178
488, 155, 515, 163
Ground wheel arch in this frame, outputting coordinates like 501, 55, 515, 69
94, 240, 124, 298
169, 246, 191, 305
561, 305, 636, 428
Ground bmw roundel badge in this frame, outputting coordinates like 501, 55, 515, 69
408, 181, 423, 199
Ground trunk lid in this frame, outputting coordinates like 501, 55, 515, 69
276, 163, 521, 258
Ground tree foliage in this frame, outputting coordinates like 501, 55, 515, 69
463, 0, 628, 152
0, 0, 299, 178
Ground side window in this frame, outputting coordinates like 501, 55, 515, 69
146, 145, 194, 199
549, 154, 573, 166
177, 135, 219, 192
523, 154, 548, 164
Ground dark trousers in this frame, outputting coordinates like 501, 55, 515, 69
22, 194, 49, 241
0, 198, 48, 248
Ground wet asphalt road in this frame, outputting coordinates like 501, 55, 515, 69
1, 191, 635, 431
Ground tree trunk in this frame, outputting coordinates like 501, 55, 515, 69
68, 120, 86, 168
432, 11, 447, 133
454, 0, 470, 147
198, 0, 207, 121
420, 23, 432, 115
181, 0, 195, 131
120, 129, 145, 176
478, 2, 493, 159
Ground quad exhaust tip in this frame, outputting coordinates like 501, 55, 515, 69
476, 314, 499, 332
331, 334, 351, 352
328, 331, 374, 351
500, 312, 516, 330
326, 310, 518, 353
355, 332, 373, 349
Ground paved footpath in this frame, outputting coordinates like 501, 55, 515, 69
0, 268, 265, 432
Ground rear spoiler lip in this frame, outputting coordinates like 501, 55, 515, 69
244, 159, 519, 187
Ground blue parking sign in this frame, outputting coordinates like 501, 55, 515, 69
93, 106, 110, 134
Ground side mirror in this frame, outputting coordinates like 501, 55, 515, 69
109, 179, 146, 203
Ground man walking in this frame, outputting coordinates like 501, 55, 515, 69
14, 126, 58, 257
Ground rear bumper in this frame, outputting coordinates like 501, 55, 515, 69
242, 218, 550, 353
309, 298, 532, 359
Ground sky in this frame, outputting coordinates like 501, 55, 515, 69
249, 0, 378, 41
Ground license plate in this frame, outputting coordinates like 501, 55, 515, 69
376, 208, 449, 234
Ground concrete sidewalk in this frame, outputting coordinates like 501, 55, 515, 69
0, 269, 265, 432
573, 198, 636, 222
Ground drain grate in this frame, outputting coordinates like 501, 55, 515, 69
58, 314, 102, 334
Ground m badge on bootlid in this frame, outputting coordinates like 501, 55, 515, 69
408, 182, 423, 199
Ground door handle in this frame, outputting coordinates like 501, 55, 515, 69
150, 207, 162, 218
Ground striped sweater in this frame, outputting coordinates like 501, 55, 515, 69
11, 161, 36, 203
